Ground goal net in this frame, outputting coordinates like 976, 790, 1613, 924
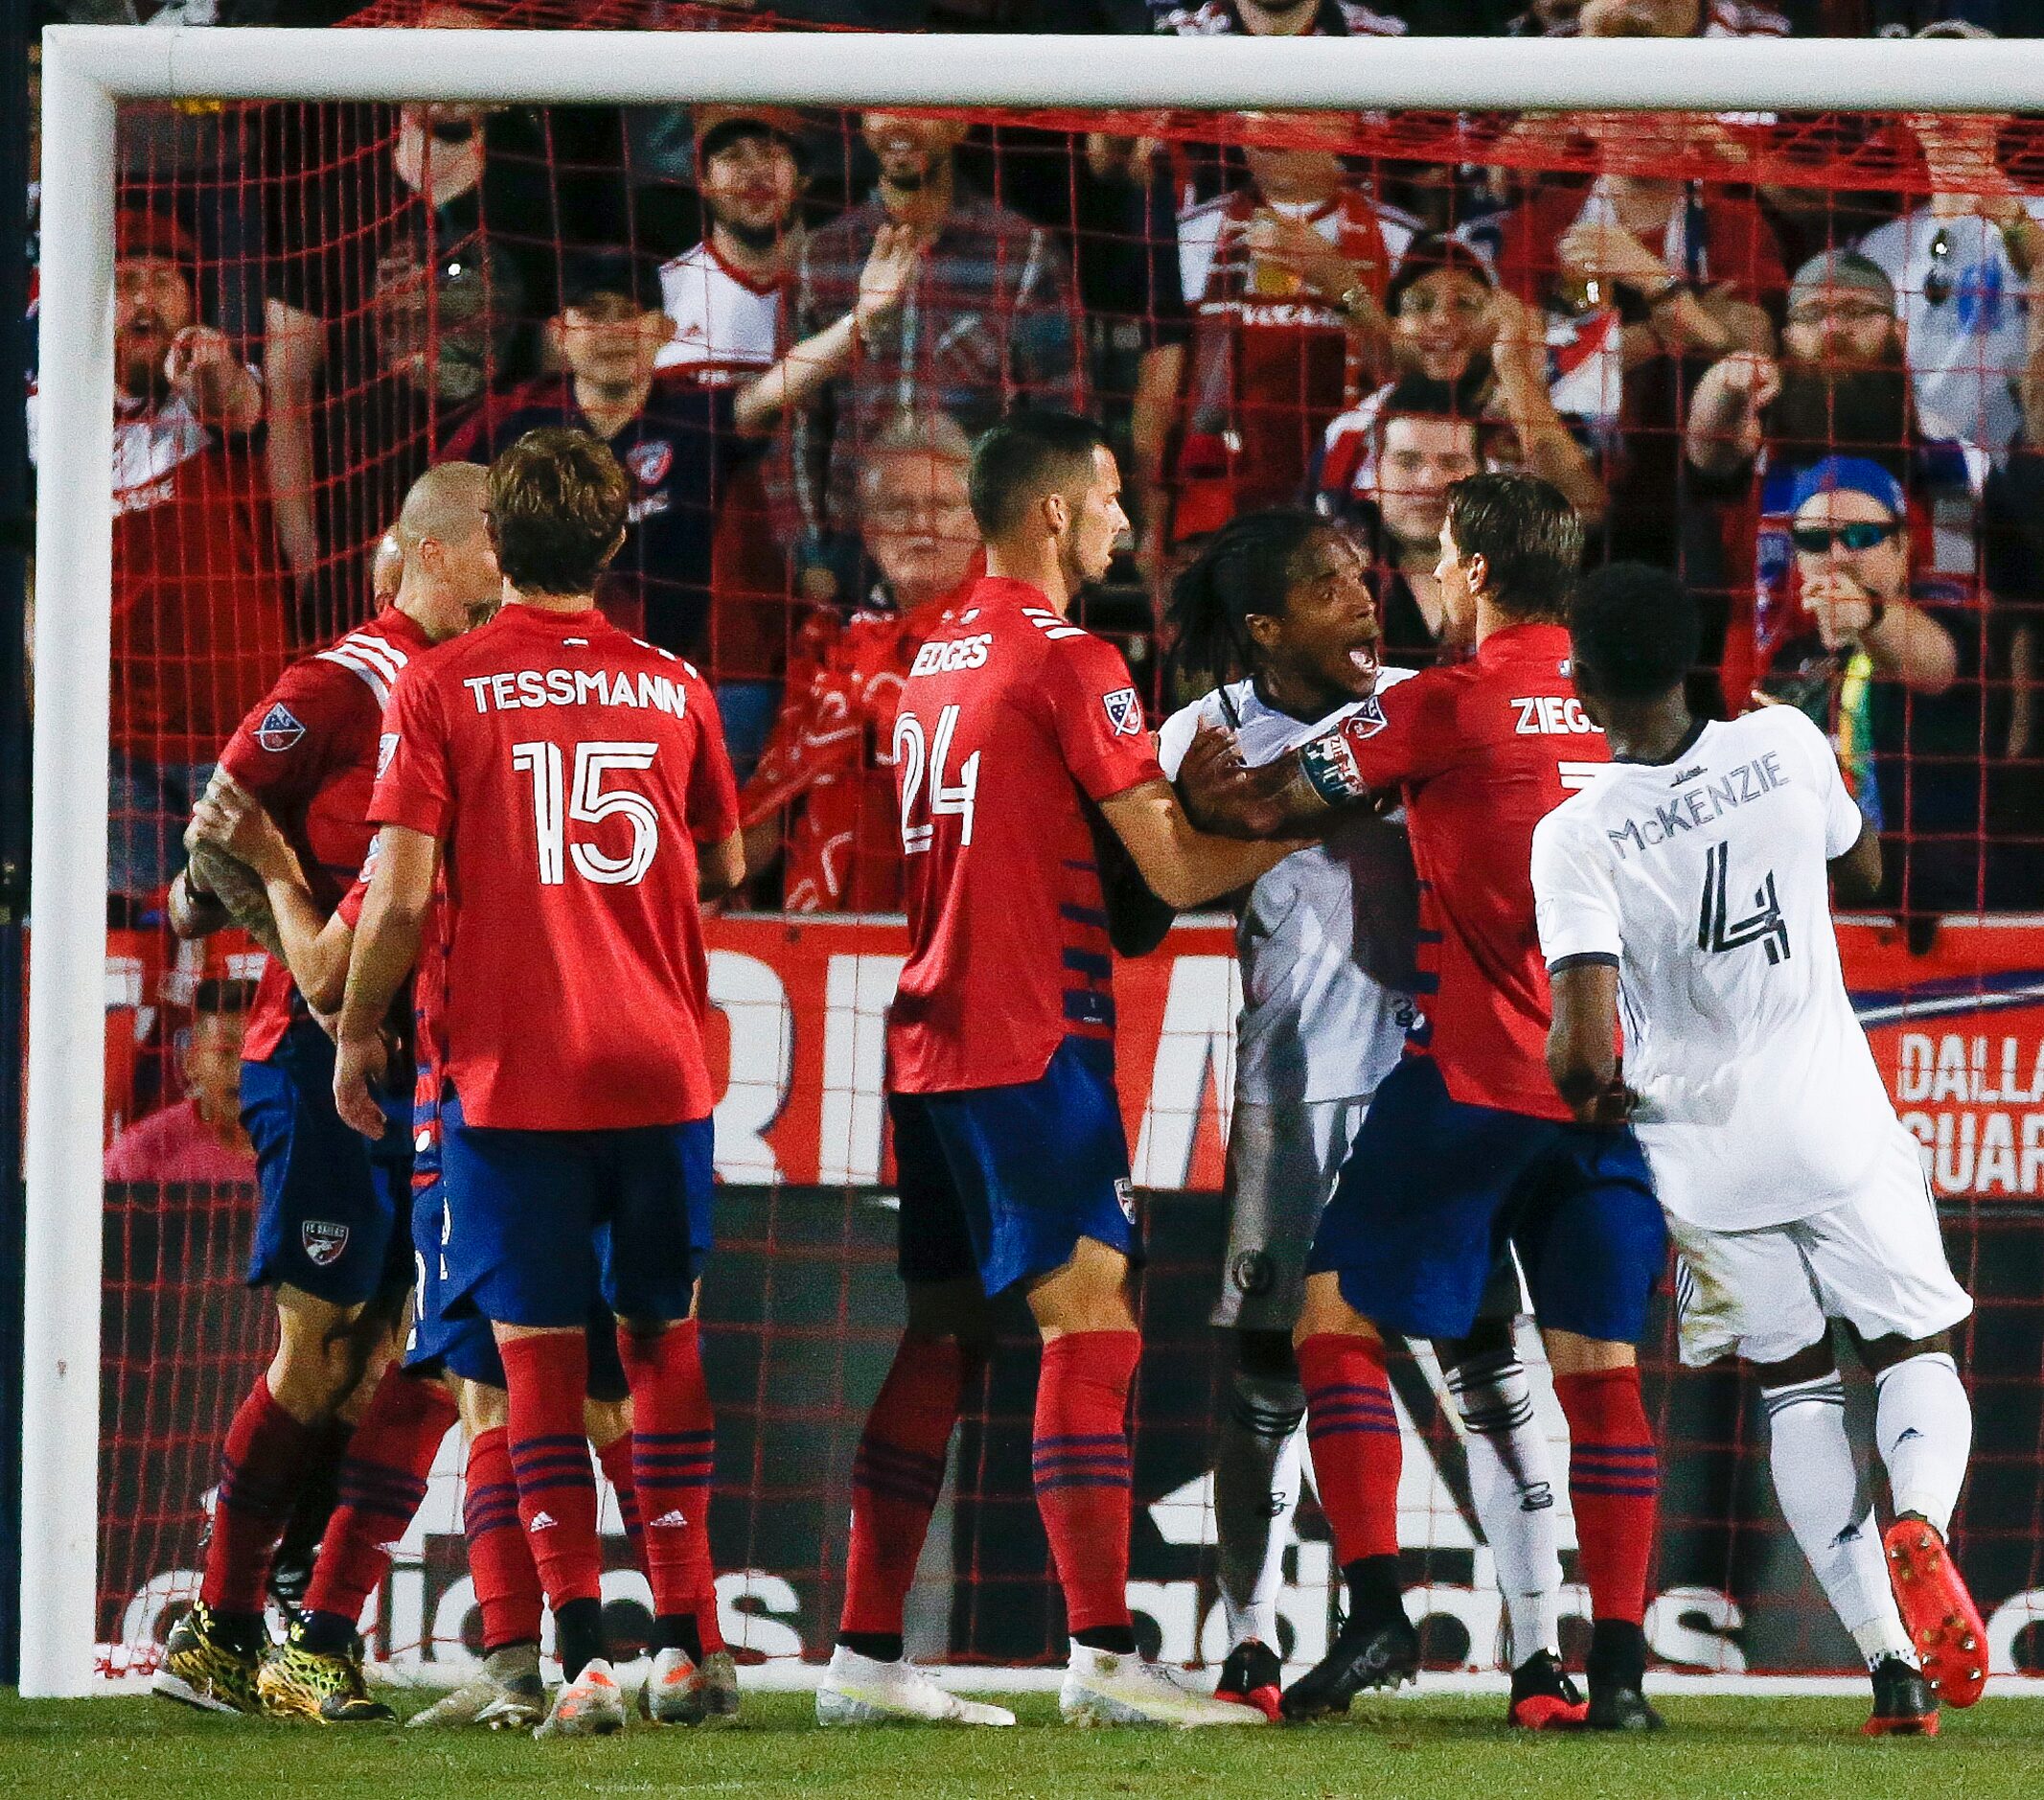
27, 4, 2044, 1698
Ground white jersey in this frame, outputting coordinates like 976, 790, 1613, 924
1159, 671, 1416, 1107
655, 241, 781, 381
1530, 704, 1898, 1232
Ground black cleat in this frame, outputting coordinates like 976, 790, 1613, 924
1507, 1650, 1588, 1730
1585, 1682, 1664, 1731
1585, 1619, 1662, 1732
1214, 1639, 1284, 1721
1864, 1655, 1940, 1737
1279, 1614, 1420, 1720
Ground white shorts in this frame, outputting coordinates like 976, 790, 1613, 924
1667, 1135, 1973, 1369
1215, 1095, 1523, 1335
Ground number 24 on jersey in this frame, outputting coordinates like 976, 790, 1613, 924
893, 704, 978, 853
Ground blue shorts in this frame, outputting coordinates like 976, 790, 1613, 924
241, 1018, 412, 1307
438, 1092, 714, 1329
890, 1036, 1139, 1298
404, 1115, 628, 1400
1307, 1055, 1665, 1345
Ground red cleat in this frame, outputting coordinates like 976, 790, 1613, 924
1885, 1518, 1988, 1708
1506, 1650, 1589, 1730
1214, 1640, 1284, 1723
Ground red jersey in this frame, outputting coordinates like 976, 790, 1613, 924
218, 607, 436, 1062
1324, 622, 1609, 1121
370, 603, 741, 1132
887, 577, 1163, 1095
741, 571, 979, 913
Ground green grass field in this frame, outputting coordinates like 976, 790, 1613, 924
1, 1690, 2039, 1800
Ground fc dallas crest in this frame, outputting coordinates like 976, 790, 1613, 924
301, 1219, 350, 1266
627, 439, 674, 488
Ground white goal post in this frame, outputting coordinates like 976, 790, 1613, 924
26, 20, 2044, 1700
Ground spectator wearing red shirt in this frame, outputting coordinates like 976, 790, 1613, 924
103, 986, 257, 1188
742, 412, 983, 912
1147, 131, 1413, 546
28, 210, 287, 908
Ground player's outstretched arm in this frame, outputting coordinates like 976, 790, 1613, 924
1172, 720, 1382, 841
1829, 819, 1883, 908
190, 773, 355, 1012
1546, 958, 1633, 1129
333, 823, 436, 1138
1099, 776, 1305, 912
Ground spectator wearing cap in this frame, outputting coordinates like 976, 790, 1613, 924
656, 106, 809, 765
1781, 455, 2019, 921
1689, 248, 1972, 702
1859, 97, 2044, 453
1515, 0, 1789, 34
1316, 232, 1607, 528
103, 982, 257, 1188
442, 233, 921, 766
785, 112, 1088, 605
27, 209, 288, 910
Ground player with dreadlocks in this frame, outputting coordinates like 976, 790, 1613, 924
1158, 510, 1582, 1729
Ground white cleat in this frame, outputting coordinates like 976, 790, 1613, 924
815, 1646, 1018, 1727
533, 1657, 628, 1739
641, 1646, 741, 1725
1059, 1644, 1268, 1728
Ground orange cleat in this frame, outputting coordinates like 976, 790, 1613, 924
1507, 1650, 1589, 1731
1862, 1655, 1939, 1737
1885, 1518, 1987, 1708
1213, 1640, 1284, 1723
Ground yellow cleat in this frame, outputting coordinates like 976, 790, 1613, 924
151, 1601, 264, 1717
256, 1625, 396, 1724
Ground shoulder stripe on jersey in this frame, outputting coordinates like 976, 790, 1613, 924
316, 645, 394, 705
337, 633, 409, 680
1022, 606, 1088, 642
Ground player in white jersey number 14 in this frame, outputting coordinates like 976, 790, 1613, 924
1158, 510, 1581, 1730
1532, 563, 1985, 1739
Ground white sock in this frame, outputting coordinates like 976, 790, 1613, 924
1762, 1372, 1912, 1667
1212, 1369, 1304, 1650
1448, 1350, 1562, 1668
1874, 1351, 1972, 1535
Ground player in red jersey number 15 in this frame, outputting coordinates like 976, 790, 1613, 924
336, 428, 746, 1739
819, 412, 1303, 1731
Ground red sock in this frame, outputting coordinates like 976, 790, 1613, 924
840, 1335, 966, 1639
498, 1333, 602, 1608
1297, 1333, 1402, 1564
201, 1375, 315, 1614
463, 1425, 542, 1652
595, 1432, 645, 1572
1033, 1331, 1140, 1639
303, 1370, 458, 1627
616, 1320, 718, 1635
1554, 1367, 1658, 1627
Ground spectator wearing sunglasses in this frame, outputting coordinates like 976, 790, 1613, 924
1785, 456, 2012, 926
